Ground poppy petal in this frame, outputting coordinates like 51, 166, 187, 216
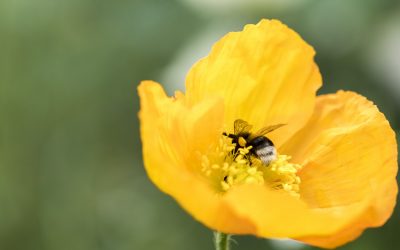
185, 19, 322, 146
280, 91, 398, 248
138, 81, 258, 234
223, 184, 368, 239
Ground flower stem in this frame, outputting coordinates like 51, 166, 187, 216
214, 231, 231, 250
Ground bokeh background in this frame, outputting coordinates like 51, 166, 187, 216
1, 0, 400, 249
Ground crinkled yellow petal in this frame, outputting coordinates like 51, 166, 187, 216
280, 91, 398, 248
185, 19, 322, 146
223, 184, 368, 239
138, 81, 257, 234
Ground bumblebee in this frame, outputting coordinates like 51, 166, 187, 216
223, 119, 286, 166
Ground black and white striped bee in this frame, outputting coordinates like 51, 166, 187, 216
223, 119, 286, 166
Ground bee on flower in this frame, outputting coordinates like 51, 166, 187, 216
138, 19, 398, 249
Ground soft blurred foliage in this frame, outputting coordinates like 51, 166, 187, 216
1, 0, 399, 249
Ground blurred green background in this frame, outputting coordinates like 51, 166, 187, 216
1, 0, 399, 249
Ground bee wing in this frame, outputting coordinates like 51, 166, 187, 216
251, 124, 287, 138
234, 119, 253, 134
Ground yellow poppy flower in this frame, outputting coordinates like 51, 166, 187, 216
137, 19, 398, 249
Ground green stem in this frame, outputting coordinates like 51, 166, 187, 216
214, 231, 231, 250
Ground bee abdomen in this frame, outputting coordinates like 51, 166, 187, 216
249, 136, 277, 165
257, 148, 276, 165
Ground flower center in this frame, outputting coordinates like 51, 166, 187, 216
199, 135, 302, 197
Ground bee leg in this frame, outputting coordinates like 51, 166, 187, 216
223, 132, 236, 139
248, 154, 257, 166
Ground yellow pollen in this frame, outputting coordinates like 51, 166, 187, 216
238, 137, 247, 147
199, 136, 302, 197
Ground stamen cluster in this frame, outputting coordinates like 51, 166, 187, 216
199, 136, 302, 196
